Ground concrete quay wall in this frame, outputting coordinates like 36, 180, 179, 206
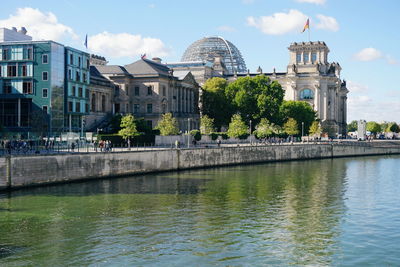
2, 144, 400, 190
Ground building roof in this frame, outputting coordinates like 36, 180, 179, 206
95, 65, 128, 75
173, 70, 191, 80
124, 59, 171, 77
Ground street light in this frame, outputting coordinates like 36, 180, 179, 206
187, 118, 191, 148
301, 122, 304, 142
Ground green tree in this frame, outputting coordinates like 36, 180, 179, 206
118, 114, 139, 141
155, 113, 179, 136
227, 114, 249, 139
200, 115, 214, 134
309, 121, 322, 136
366, 121, 381, 136
254, 118, 274, 139
387, 123, 400, 133
280, 100, 316, 135
284, 118, 299, 136
347, 120, 358, 132
202, 77, 233, 129
381, 122, 390, 133
225, 75, 284, 124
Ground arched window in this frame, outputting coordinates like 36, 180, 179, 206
300, 89, 314, 100
101, 95, 106, 112
91, 93, 96, 112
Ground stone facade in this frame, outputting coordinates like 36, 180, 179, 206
96, 58, 200, 131
174, 41, 348, 136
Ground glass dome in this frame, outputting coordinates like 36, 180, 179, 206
181, 36, 247, 74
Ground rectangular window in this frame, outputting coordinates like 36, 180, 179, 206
78, 87, 83, 97
85, 103, 89, 113
134, 104, 140, 113
78, 57, 81, 67
26, 48, 32, 60
147, 86, 152, 95
311, 52, 317, 63
86, 59, 90, 69
83, 73, 87, 83
7, 65, 17, 77
2, 49, 9, 60
147, 103, 152, 113
162, 86, 166, 96
76, 102, 81, 112
134, 86, 140, 96
296, 53, 301, 63
68, 69, 72, 80
42, 54, 48, 64
3, 81, 12, 94
68, 102, 73, 112
21, 65, 27, 77
85, 89, 89, 98
303, 52, 309, 63
42, 106, 48, 113
42, 88, 48, 98
72, 86, 76, 96
42, 71, 48, 81
23, 81, 33, 94
70, 54, 73, 65
76, 71, 80, 82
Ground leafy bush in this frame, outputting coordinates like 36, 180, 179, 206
219, 132, 228, 140
210, 132, 219, 140
190, 130, 201, 141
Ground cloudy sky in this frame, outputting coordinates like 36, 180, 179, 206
1, 0, 399, 123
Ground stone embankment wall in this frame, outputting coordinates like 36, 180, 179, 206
1, 143, 400, 190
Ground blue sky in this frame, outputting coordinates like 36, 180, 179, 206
1, 0, 399, 123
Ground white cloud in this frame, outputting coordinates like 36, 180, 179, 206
0, 7, 78, 41
353, 47, 383, 61
295, 0, 326, 4
347, 81, 369, 93
217, 25, 236, 32
247, 9, 308, 35
315, 14, 339, 32
88, 32, 170, 59
386, 55, 398, 65
148, 3, 156, 8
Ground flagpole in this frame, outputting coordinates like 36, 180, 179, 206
308, 27, 311, 42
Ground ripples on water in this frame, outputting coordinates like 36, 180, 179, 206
1, 155, 400, 266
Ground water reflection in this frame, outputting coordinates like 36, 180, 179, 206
0, 156, 399, 266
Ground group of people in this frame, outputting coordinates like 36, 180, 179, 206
1, 139, 34, 154
95, 140, 112, 152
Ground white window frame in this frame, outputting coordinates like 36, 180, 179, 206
42, 71, 48, 81
42, 54, 49, 64
42, 88, 48, 98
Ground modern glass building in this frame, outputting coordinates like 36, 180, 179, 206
181, 36, 247, 74
0, 28, 89, 138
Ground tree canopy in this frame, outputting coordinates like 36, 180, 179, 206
347, 120, 358, 132
280, 100, 316, 135
387, 122, 400, 133
200, 115, 214, 135
254, 118, 282, 139
309, 121, 322, 136
202, 77, 233, 130
366, 121, 381, 134
284, 118, 299, 136
225, 75, 284, 125
155, 113, 179, 136
227, 114, 249, 139
118, 114, 139, 140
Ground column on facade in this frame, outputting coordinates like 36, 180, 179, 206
17, 98, 21, 127
323, 87, 328, 120
314, 85, 320, 116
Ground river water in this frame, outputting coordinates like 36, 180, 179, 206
1, 155, 399, 266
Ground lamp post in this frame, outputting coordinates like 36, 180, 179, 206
301, 122, 304, 142
249, 120, 252, 145
187, 118, 191, 148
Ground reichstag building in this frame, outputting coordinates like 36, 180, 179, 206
168, 36, 348, 136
